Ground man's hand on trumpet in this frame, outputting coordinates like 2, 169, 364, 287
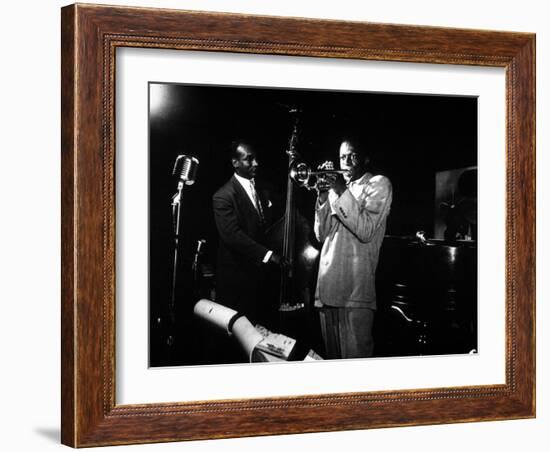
317, 161, 347, 201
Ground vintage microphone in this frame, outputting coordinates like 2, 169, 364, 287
172, 155, 199, 208
167, 155, 199, 346
173, 155, 199, 186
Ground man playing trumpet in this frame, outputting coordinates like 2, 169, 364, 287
314, 136, 392, 359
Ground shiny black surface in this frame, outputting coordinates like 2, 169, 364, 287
375, 236, 477, 356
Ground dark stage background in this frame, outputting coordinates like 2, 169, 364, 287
148, 83, 477, 367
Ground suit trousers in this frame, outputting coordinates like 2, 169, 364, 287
318, 306, 375, 359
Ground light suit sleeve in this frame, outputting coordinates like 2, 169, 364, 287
330, 175, 392, 243
314, 198, 333, 243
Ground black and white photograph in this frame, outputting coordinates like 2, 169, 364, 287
148, 83, 478, 367
3, 0, 544, 450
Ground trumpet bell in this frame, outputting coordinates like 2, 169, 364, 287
289, 161, 349, 191
289, 162, 311, 187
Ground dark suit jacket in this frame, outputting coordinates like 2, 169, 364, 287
212, 175, 273, 324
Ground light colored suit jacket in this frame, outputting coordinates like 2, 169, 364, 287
314, 172, 392, 309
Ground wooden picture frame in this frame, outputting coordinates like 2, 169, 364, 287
61, 3, 535, 447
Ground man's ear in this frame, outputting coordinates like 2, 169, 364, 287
231, 158, 238, 169
363, 155, 370, 167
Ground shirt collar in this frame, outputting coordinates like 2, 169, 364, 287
234, 173, 254, 188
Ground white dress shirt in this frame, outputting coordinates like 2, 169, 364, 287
234, 173, 261, 213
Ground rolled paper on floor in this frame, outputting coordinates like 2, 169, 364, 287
231, 316, 265, 362
193, 299, 239, 335
304, 349, 324, 361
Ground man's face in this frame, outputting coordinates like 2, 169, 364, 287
233, 145, 259, 180
339, 141, 364, 181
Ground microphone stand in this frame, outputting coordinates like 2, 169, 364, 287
167, 182, 186, 348
166, 154, 199, 351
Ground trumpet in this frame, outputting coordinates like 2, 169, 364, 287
289, 162, 349, 191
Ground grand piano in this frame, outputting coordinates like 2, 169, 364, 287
374, 234, 477, 357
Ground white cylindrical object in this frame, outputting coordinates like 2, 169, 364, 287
231, 316, 264, 362
193, 299, 239, 335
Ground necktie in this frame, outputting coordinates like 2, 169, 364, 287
250, 179, 265, 224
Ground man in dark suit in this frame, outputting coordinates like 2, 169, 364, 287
212, 140, 283, 330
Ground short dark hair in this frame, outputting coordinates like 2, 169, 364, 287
340, 134, 369, 158
230, 139, 255, 161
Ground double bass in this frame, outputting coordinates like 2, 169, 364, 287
266, 109, 320, 343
